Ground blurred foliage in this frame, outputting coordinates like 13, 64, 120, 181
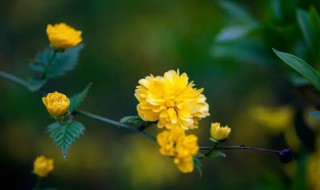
1, 0, 320, 189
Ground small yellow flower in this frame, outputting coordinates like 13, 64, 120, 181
33, 156, 54, 177
210, 122, 231, 142
46, 23, 82, 50
135, 70, 209, 131
42, 91, 70, 117
157, 128, 199, 173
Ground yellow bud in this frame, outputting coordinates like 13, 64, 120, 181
210, 122, 231, 142
33, 156, 54, 177
42, 91, 70, 117
46, 23, 82, 50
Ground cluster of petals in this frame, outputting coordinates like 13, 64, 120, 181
33, 156, 54, 177
135, 70, 209, 130
210, 122, 231, 142
46, 23, 82, 50
42, 91, 70, 117
157, 127, 199, 173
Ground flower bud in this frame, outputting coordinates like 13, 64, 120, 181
42, 91, 70, 117
33, 156, 54, 177
46, 23, 82, 50
210, 122, 231, 142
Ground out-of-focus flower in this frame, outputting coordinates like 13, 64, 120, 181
308, 137, 320, 190
157, 128, 199, 173
210, 122, 231, 142
135, 70, 209, 130
46, 23, 82, 50
42, 91, 70, 117
250, 106, 293, 133
33, 156, 54, 177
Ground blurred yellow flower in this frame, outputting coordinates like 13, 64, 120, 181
308, 137, 320, 190
46, 23, 82, 50
210, 122, 231, 142
250, 106, 293, 133
157, 128, 199, 173
42, 91, 70, 117
135, 70, 209, 130
33, 156, 54, 177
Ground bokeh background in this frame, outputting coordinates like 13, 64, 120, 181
1, 0, 320, 189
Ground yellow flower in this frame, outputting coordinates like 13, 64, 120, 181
33, 156, 54, 177
42, 91, 70, 117
250, 106, 293, 133
46, 23, 82, 50
210, 122, 231, 142
135, 70, 209, 130
157, 128, 199, 173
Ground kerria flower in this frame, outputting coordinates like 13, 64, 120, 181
157, 128, 199, 173
33, 156, 54, 177
135, 70, 209, 130
46, 23, 82, 50
210, 122, 231, 142
42, 91, 70, 117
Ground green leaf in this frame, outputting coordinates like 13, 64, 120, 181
308, 7, 320, 53
27, 77, 47, 92
69, 83, 93, 113
297, 9, 313, 49
120, 116, 146, 127
296, 7, 320, 53
47, 121, 85, 158
46, 44, 84, 78
193, 158, 202, 178
273, 48, 320, 91
309, 111, 320, 120
206, 151, 226, 159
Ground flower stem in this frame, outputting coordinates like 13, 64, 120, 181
42, 49, 58, 78
33, 176, 42, 190
75, 109, 156, 142
0, 70, 29, 88
200, 144, 280, 154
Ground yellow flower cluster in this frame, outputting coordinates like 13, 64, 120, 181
135, 70, 209, 130
46, 23, 82, 50
157, 128, 199, 173
210, 122, 231, 142
42, 91, 70, 117
33, 156, 54, 177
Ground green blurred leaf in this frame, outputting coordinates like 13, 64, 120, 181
308, 7, 320, 53
297, 9, 312, 49
296, 7, 320, 53
47, 44, 84, 78
120, 116, 146, 127
69, 83, 92, 113
206, 151, 226, 159
217, 0, 255, 24
193, 157, 202, 178
47, 121, 85, 158
309, 111, 320, 120
27, 77, 47, 92
273, 48, 320, 91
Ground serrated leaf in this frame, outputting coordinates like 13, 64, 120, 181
206, 151, 226, 159
46, 44, 84, 78
309, 111, 320, 120
47, 121, 85, 158
120, 116, 146, 127
69, 83, 92, 113
193, 158, 202, 178
273, 48, 320, 91
27, 77, 47, 92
